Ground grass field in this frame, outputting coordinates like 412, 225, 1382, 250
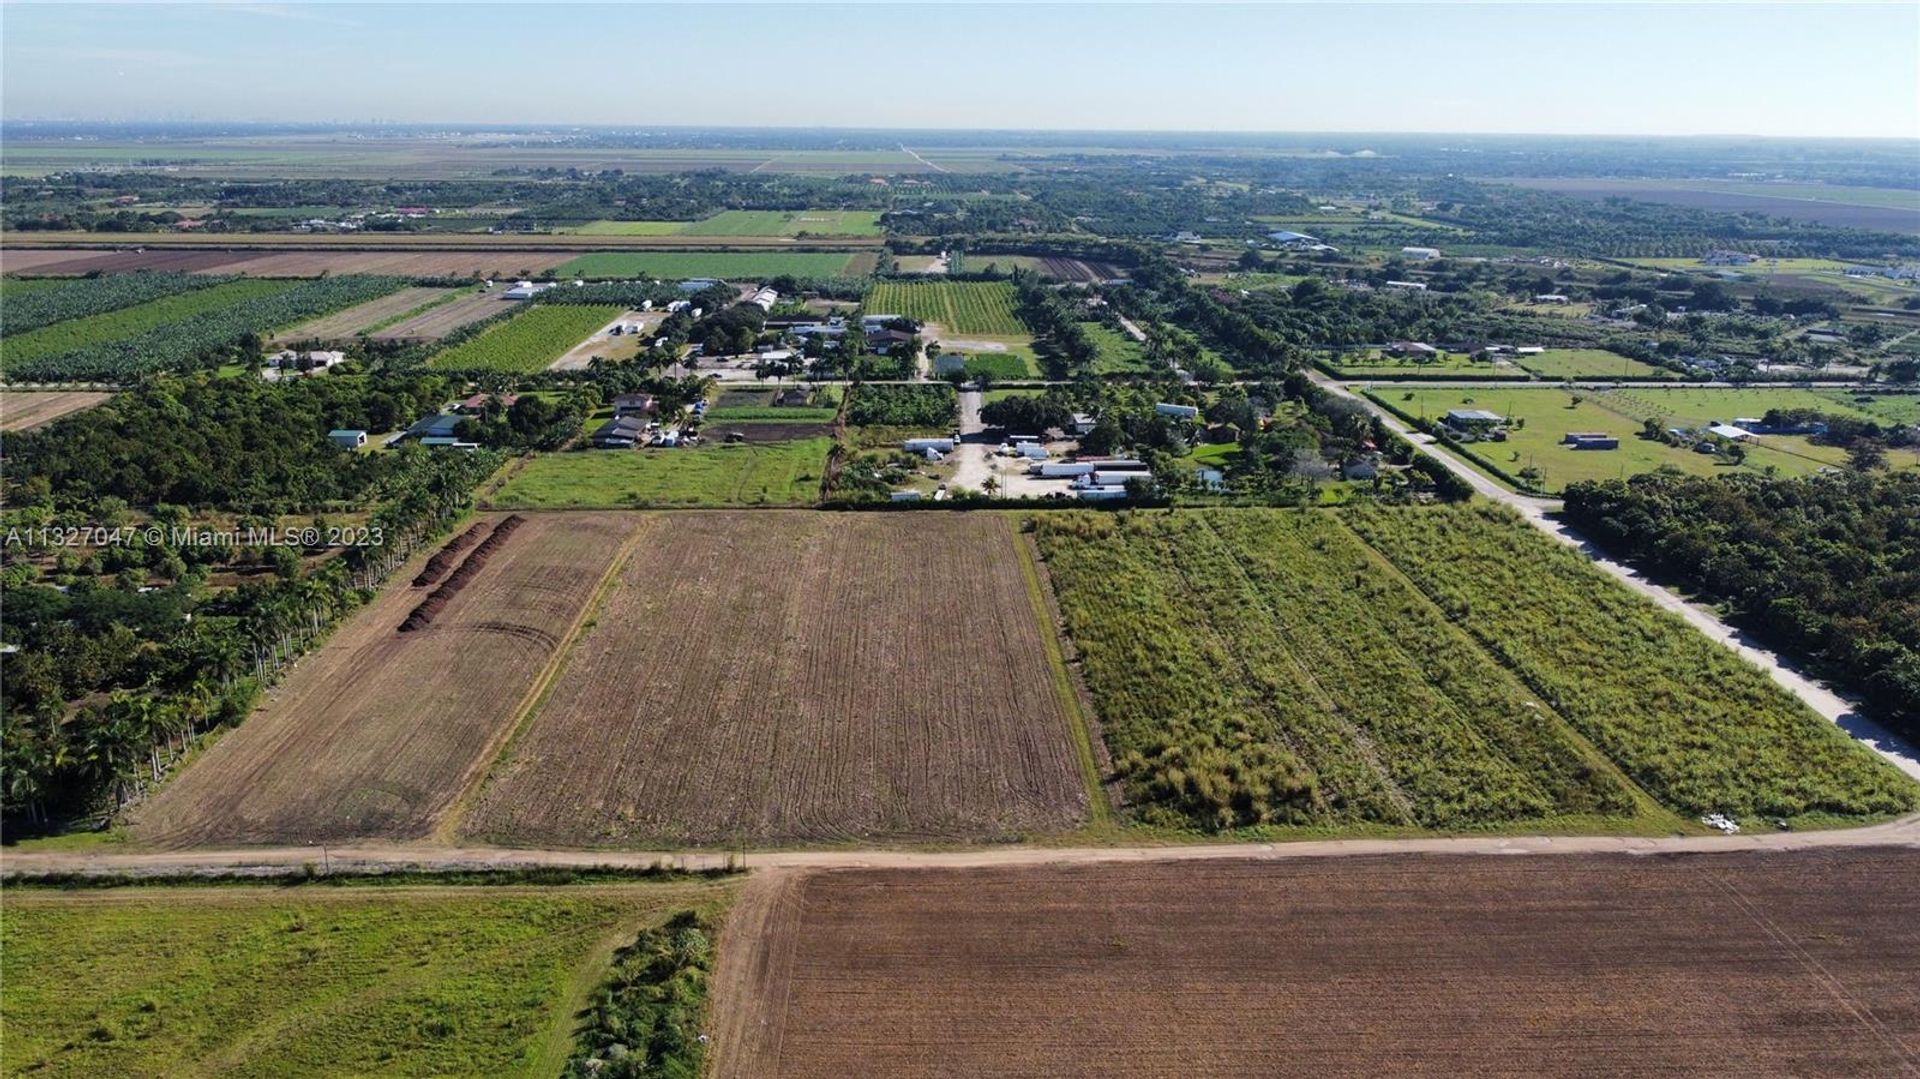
567, 220, 690, 236
463, 512, 1092, 847
935, 333, 1041, 379
427, 305, 621, 372
1830, 391, 1920, 425
551, 251, 860, 280
1378, 386, 1912, 490
706, 850, 1920, 1078
487, 441, 832, 508
1083, 322, 1153, 374
1514, 348, 1673, 380
135, 514, 645, 845
1, 881, 736, 1078
866, 281, 1026, 335
1330, 349, 1519, 378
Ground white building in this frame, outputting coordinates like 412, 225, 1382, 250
1401, 246, 1442, 261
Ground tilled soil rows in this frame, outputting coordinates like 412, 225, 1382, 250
707, 850, 1920, 1078
461, 511, 1090, 847
133, 513, 650, 846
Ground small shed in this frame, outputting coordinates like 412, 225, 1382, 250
328, 429, 368, 450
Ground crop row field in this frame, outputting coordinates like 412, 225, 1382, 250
373, 290, 523, 341
707, 849, 1920, 1078
866, 280, 1026, 335
0, 247, 581, 278
1, 275, 406, 382
570, 210, 884, 237
1034, 507, 1917, 834
2, 881, 737, 1078
0, 270, 225, 336
551, 251, 862, 280
426, 304, 622, 372
486, 439, 832, 508
134, 513, 645, 846
463, 512, 1091, 846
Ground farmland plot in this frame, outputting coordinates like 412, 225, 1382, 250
0, 391, 114, 431
134, 513, 649, 846
460, 512, 1090, 847
1344, 502, 1919, 821
371, 290, 521, 341
1031, 511, 1646, 833
270, 285, 459, 342
0, 271, 222, 337
426, 304, 622, 371
707, 850, 1920, 1079
865, 281, 1026, 336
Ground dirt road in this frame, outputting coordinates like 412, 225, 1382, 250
1316, 371, 1920, 784
947, 387, 998, 493
8, 812, 1917, 880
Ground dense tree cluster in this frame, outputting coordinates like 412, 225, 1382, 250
1563, 472, 1920, 741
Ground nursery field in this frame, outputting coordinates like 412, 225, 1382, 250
0, 270, 223, 336
550, 251, 860, 280
372, 291, 521, 341
1030, 511, 1651, 834
0, 391, 113, 431
1342, 503, 1918, 823
1, 881, 736, 1079
427, 304, 622, 372
1, 277, 296, 364
135, 514, 648, 846
485, 440, 832, 508
867, 281, 1026, 336
462, 512, 1091, 847
1034, 507, 1916, 834
706, 849, 1920, 1078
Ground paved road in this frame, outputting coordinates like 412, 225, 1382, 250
7, 813, 1916, 880
1316, 371, 1920, 784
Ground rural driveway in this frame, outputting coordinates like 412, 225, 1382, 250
1316, 371, 1920, 784
948, 388, 997, 493
6, 813, 1917, 880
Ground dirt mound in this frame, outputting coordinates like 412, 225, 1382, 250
399, 515, 525, 632
412, 522, 490, 587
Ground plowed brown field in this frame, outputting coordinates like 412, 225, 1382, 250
0, 391, 113, 431
0, 248, 578, 278
134, 513, 649, 846
370, 291, 523, 340
460, 512, 1090, 847
707, 850, 1920, 1078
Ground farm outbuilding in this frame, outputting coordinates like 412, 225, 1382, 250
904, 437, 957, 453
1154, 402, 1200, 420
328, 429, 368, 450
591, 416, 647, 449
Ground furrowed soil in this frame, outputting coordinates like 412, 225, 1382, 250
459, 512, 1090, 847
133, 513, 649, 846
0, 391, 113, 430
707, 849, 1920, 1078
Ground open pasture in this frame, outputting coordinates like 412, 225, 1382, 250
0, 391, 114, 431
706, 849, 1920, 1078
552, 251, 861, 280
866, 280, 1025, 335
461, 512, 1091, 847
486, 439, 832, 508
1506, 177, 1920, 234
1, 881, 735, 1079
426, 304, 621, 371
1378, 387, 1898, 490
134, 513, 648, 846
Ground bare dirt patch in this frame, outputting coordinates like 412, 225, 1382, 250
459, 511, 1090, 847
269, 286, 459, 343
709, 849, 1920, 1078
371, 291, 522, 341
0, 391, 113, 431
133, 513, 650, 847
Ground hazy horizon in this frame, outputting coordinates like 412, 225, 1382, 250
3, 2, 1917, 139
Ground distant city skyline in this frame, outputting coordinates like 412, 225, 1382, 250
3, 2, 1917, 139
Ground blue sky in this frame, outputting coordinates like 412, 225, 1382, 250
3, 2, 1917, 137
